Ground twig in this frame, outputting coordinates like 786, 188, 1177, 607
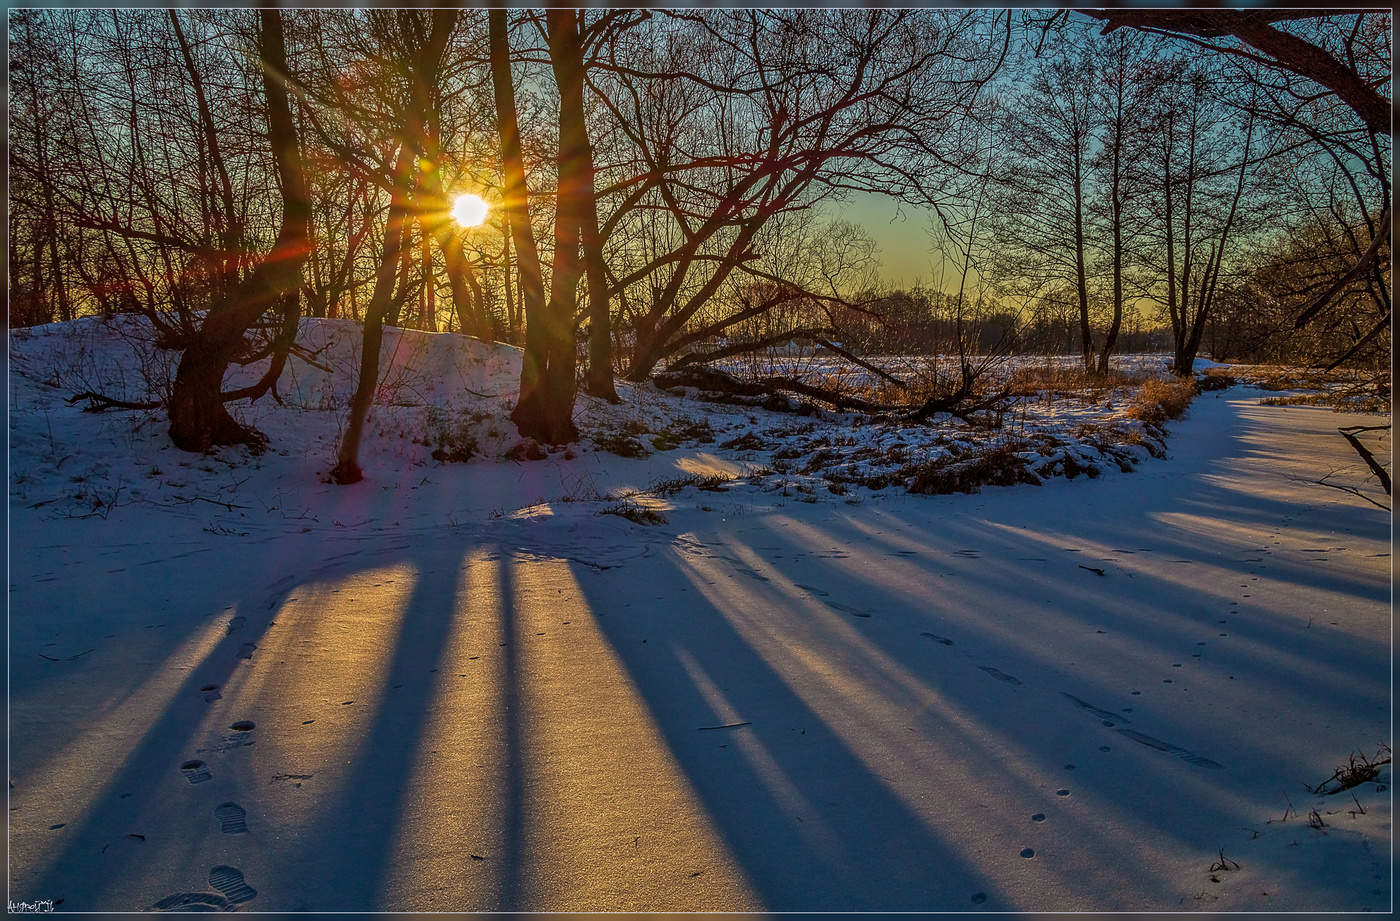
697, 721, 752, 731
289, 343, 334, 373
1078, 565, 1106, 576
1281, 791, 1296, 822
168, 494, 251, 511
1311, 476, 1390, 511
40, 648, 94, 662
1208, 848, 1240, 872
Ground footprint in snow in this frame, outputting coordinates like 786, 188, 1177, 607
152, 892, 234, 912
1115, 728, 1223, 769
180, 760, 212, 784
236, 642, 256, 660
226, 615, 245, 635
978, 665, 1022, 686
200, 684, 221, 703
209, 865, 257, 904
793, 583, 829, 597
920, 632, 953, 646
100, 833, 147, 855
215, 802, 247, 834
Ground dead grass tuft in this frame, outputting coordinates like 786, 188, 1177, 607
1306, 745, 1392, 795
593, 431, 651, 458
601, 499, 667, 526
1127, 377, 1197, 424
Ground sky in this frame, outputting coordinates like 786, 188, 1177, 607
841, 193, 943, 290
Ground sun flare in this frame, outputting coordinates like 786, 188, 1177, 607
451, 193, 488, 228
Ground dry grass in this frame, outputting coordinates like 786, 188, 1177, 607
1126, 377, 1197, 424
601, 499, 667, 525
592, 430, 651, 458
1007, 365, 1150, 400
1305, 745, 1392, 795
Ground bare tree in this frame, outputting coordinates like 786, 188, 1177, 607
490, 9, 578, 444
165, 9, 310, 451
990, 41, 1098, 370
325, 10, 456, 483
587, 9, 1009, 381
1079, 9, 1391, 346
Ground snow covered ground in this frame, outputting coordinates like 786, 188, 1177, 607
7, 318, 1392, 911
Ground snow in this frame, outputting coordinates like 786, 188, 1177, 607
7, 317, 1392, 911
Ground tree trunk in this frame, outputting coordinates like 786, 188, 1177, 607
439, 229, 478, 336
548, 12, 618, 402
420, 219, 436, 331
168, 10, 310, 453
330, 146, 415, 484
492, 8, 577, 444
1072, 159, 1093, 372
1096, 96, 1126, 376
502, 231, 519, 342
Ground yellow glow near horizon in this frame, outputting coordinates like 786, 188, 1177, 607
451, 193, 488, 228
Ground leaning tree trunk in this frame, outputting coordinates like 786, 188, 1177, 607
168, 10, 310, 452
330, 144, 415, 483
492, 8, 577, 444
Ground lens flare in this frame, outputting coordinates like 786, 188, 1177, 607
451, 193, 488, 228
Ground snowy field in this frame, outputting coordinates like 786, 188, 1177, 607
7, 317, 1392, 911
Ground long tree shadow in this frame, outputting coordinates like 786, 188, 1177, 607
13, 393, 1388, 911
15, 486, 462, 909
560, 550, 1007, 910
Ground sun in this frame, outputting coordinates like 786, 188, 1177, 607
451, 193, 488, 228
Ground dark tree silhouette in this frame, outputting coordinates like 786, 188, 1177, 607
167, 9, 310, 452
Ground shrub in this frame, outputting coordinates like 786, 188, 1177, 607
905, 441, 1040, 495
650, 418, 715, 451
593, 431, 650, 458
423, 407, 479, 463
720, 432, 767, 451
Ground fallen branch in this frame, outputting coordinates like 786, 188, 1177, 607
908, 385, 1013, 425
654, 365, 898, 414
1337, 425, 1391, 495
814, 338, 908, 390
66, 391, 162, 413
